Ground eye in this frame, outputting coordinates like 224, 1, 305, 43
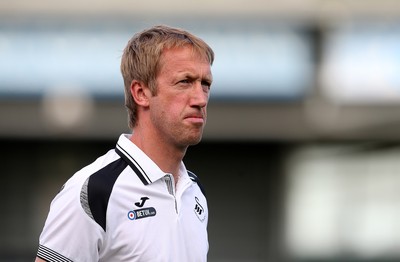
201, 81, 211, 92
177, 78, 192, 86
180, 79, 191, 84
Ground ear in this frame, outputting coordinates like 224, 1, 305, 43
130, 80, 151, 107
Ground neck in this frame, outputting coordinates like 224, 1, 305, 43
130, 127, 187, 182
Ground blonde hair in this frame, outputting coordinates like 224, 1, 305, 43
120, 25, 214, 129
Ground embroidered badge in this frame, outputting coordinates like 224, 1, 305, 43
194, 197, 206, 222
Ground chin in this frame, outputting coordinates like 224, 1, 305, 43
189, 140, 202, 146
184, 135, 203, 146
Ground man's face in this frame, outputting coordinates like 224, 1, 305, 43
148, 45, 213, 149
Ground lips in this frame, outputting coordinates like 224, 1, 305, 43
184, 114, 205, 124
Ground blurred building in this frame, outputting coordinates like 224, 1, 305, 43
1, 0, 400, 261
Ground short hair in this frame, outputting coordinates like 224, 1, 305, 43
120, 24, 215, 129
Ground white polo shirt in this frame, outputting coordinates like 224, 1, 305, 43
37, 134, 208, 262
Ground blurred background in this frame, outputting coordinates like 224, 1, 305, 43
2, 0, 400, 261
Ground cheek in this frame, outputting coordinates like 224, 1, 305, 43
151, 93, 188, 123
166, 96, 187, 114
156, 100, 182, 122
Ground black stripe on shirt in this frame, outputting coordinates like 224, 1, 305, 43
188, 170, 207, 197
37, 244, 73, 262
115, 144, 151, 185
84, 158, 128, 231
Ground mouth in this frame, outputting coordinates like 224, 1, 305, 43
184, 114, 205, 124
186, 116, 204, 123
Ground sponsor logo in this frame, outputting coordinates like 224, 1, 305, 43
135, 197, 149, 207
128, 197, 156, 220
194, 197, 206, 222
128, 207, 156, 220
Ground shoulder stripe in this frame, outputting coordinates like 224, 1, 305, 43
37, 244, 73, 262
188, 171, 206, 197
80, 158, 127, 231
115, 144, 151, 185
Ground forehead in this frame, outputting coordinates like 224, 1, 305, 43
160, 45, 211, 67
157, 46, 212, 80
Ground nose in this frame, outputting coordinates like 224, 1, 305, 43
191, 82, 209, 109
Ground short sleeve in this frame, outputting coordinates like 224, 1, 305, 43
37, 177, 104, 262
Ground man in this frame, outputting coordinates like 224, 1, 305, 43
35, 24, 214, 261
